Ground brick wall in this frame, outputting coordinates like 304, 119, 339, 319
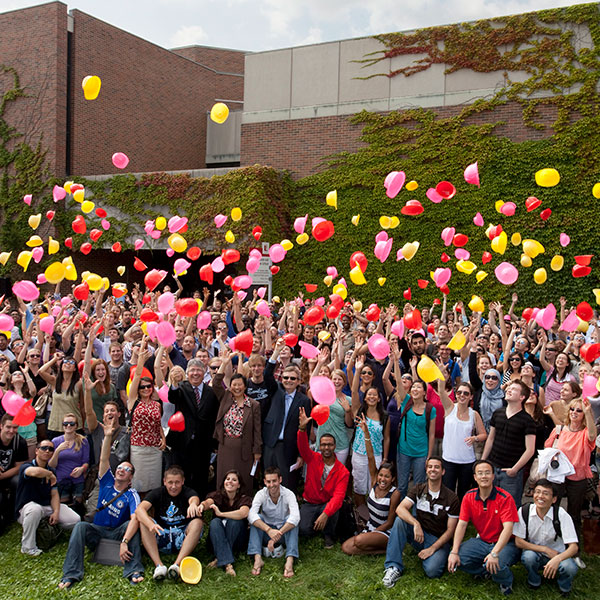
240, 101, 560, 179
0, 1, 68, 175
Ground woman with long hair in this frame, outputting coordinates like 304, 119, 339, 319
501, 352, 525, 388
541, 348, 576, 406
546, 381, 582, 426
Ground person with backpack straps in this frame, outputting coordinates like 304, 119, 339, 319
513, 478, 579, 595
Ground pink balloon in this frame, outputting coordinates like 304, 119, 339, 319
111, 152, 129, 169
426, 188, 443, 203
60, 297, 72, 308
299, 341, 319, 359
314, 297, 325, 306
473, 212, 484, 226
441, 227, 455, 246
464, 161, 480, 186
149, 229, 160, 239
173, 258, 191, 275
211, 256, 225, 273
156, 321, 176, 346
39, 316, 55, 335
256, 300, 270, 316
391, 320, 405, 338
374, 238, 393, 263
338, 277, 347, 287
309, 375, 336, 406
237, 291, 247, 301
257, 287, 266, 298
233, 275, 252, 289
433, 267, 451, 287
326, 266, 338, 278
311, 217, 325, 228
144, 221, 155, 234
455, 248, 470, 260
269, 244, 286, 263
384, 171, 405, 199
214, 214, 227, 228
166, 248, 175, 257
494, 262, 519, 285
294, 214, 308, 234
560, 309, 580, 332
0, 315, 14, 330
158, 383, 169, 403
134, 239, 144, 250
168, 216, 188, 233
500, 202, 516, 216
36, 274, 47, 285
559, 233, 570, 247
146, 321, 158, 341
246, 258, 260, 274
375, 231, 388, 243
368, 334, 390, 360
196, 311, 211, 330
12, 280, 39, 302
1, 390, 25, 416
396, 249, 404, 261
249, 248, 262, 260
53, 185, 66, 202
535, 303, 556, 330
157, 292, 175, 315
582, 374, 598, 399
32, 247, 44, 263
23, 194, 32, 206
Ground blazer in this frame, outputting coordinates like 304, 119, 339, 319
212, 373, 262, 461
166, 381, 219, 452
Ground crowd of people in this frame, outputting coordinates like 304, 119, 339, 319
0, 284, 598, 595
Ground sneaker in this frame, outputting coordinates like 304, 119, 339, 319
382, 566, 402, 589
167, 564, 180, 580
500, 585, 513, 596
21, 547, 42, 557
262, 545, 273, 558
323, 535, 335, 549
153, 564, 168, 580
272, 545, 285, 559
526, 581, 541, 590
574, 557, 586, 569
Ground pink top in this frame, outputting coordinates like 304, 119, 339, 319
545, 426, 595, 480
544, 369, 576, 406
426, 386, 453, 439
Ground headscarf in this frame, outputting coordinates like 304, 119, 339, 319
480, 368, 504, 431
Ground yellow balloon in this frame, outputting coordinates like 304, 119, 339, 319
521, 254, 533, 267
224, 230, 235, 244
81, 270, 90, 279
593, 183, 600, 199
535, 168, 560, 187
81, 200, 95, 214
511, 232, 522, 246
352, 301, 362, 312
447, 330, 466, 351
102, 277, 110, 291
417, 355, 444, 383
280, 239, 293, 251
63, 256, 75, 268
17, 251, 32, 271
523, 239, 544, 258
406, 180, 418, 191
379, 216, 392, 229
168, 233, 188, 252
550, 255, 564, 271
48, 237, 59, 254
326, 190, 337, 209
210, 102, 229, 124
490, 231, 507, 254
350, 265, 367, 285
401, 241, 419, 261
72, 189, 84, 203
351, 215, 360, 226
534, 268, 547, 284
476, 270, 488, 283
456, 260, 477, 274
0, 251, 11, 265
296, 233, 309, 245
389, 216, 400, 228
28, 214, 41, 230
593, 289, 600, 305
156, 216, 167, 230
318, 330, 331, 341
495, 200, 505, 213
231, 207, 242, 221
26, 235, 43, 247
378, 277, 386, 286
468, 295, 485, 313
82, 75, 101, 100
323, 275, 333, 286
87, 273, 103, 291
44, 262, 65, 284
333, 284, 347, 299
117, 266, 126, 276
63, 181, 73, 194
577, 319, 589, 333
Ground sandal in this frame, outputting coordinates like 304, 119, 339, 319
251, 558, 264, 576
225, 564, 236, 577
128, 572, 144, 585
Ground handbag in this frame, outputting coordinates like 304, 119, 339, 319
36, 516, 62, 551
32, 389, 51, 419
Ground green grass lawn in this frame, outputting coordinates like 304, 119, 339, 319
0, 523, 598, 600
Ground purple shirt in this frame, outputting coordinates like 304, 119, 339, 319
51, 435, 90, 484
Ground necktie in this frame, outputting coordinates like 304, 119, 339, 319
194, 386, 201, 409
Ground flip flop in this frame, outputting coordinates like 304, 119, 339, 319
251, 562, 263, 576
129, 572, 144, 585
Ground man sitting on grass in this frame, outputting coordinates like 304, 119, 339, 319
135, 465, 203, 581
248, 466, 300, 578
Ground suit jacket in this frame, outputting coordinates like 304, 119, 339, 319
166, 381, 219, 452
262, 361, 311, 465
212, 373, 262, 461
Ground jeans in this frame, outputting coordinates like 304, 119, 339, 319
299, 503, 338, 539
209, 518, 248, 567
494, 467, 524, 509
62, 520, 144, 581
458, 537, 520, 589
18, 501, 80, 552
247, 523, 299, 558
397, 453, 427, 498
384, 517, 449, 578
521, 550, 578, 592
442, 460, 474, 500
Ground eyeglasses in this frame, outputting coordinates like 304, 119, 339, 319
484, 375, 499, 381
282, 376, 298, 381
569, 407, 583, 413
456, 390, 471, 397
38, 446, 54, 452
62, 421, 77, 427
139, 384, 152, 390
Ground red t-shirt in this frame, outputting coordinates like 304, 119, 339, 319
459, 486, 518, 544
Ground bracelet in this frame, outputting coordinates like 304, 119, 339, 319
450, 551, 459, 555
364, 438, 371, 442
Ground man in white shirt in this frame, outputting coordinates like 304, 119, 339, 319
247, 466, 300, 578
514, 478, 579, 595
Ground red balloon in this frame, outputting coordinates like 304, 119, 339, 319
453, 233, 469, 247
572, 264, 591, 278
283, 333, 298, 347
487, 225, 503, 240
140, 308, 160, 322
304, 306, 325, 326
482, 251, 492, 264
174, 298, 199, 317
575, 255, 593, 266
435, 181, 456, 199
252, 226, 262, 241
427, 323, 436, 334
80, 242, 92, 255
222, 249, 240, 265
304, 283, 318, 293
111, 242, 121, 253
199, 264, 213, 285
439, 284, 450, 295
90, 228, 102, 242
326, 304, 340, 320
329, 294, 344, 309
64, 237, 73, 249
540, 208, 552, 221
312, 220, 335, 242
522, 308, 533, 322
142, 293, 151, 305
311, 404, 330, 426
223, 275, 233, 286
417, 279, 429, 289
168, 411, 185, 432
72, 216, 86, 235
580, 343, 600, 363
12, 400, 36, 427
233, 329, 254, 356
440, 252, 450, 263
144, 269, 165, 291
526, 196, 541, 212
350, 251, 368, 273
186, 247, 201, 261
46, 210, 55, 221
576, 302, 594, 321
404, 309, 422, 330
366, 305, 381, 322
73, 282, 89, 301
95, 208, 107, 218
134, 257, 147, 272
403, 288, 411, 300
70, 183, 84, 193
401, 200, 424, 215
270, 266, 280, 275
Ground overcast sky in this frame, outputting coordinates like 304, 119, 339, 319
0, 0, 589, 51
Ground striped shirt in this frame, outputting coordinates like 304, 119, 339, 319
365, 484, 396, 532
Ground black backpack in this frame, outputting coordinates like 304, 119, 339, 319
522, 502, 562, 541
397, 398, 433, 441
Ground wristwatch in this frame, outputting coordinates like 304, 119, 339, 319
121, 538, 129, 544
490, 551, 498, 559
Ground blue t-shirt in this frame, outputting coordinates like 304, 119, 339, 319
94, 470, 140, 528
15, 460, 57, 516
397, 397, 436, 458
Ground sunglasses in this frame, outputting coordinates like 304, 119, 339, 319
139, 384, 153, 390
209, 366, 219, 371
546, 348, 557, 352
39, 446, 54, 452
484, 375, 499, 381
509, 357, 521, 362
569, 407, 583, 413
62, 421, 77, 427
456, 390, 471, 396
29, 354, 41, 358
116, 465, 133, 472
63, 359, 76, 365
282, 376, 298, 381
362, 371, 374, 376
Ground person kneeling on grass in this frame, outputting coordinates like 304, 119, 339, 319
514, 478, 579, 596
135, 465, 203, 582
59, 420, 144, 589
248, 466, 300, 578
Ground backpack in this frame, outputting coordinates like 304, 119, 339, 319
522, 502, 562, 541
397, 398, 433, 441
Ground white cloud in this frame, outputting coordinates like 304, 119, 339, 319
170, 25, 208, 47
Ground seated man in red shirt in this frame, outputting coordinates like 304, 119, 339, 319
297, 407, 349, 549
447, 459, 520, 596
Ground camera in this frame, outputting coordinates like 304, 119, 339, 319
550, 458, 560, 470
